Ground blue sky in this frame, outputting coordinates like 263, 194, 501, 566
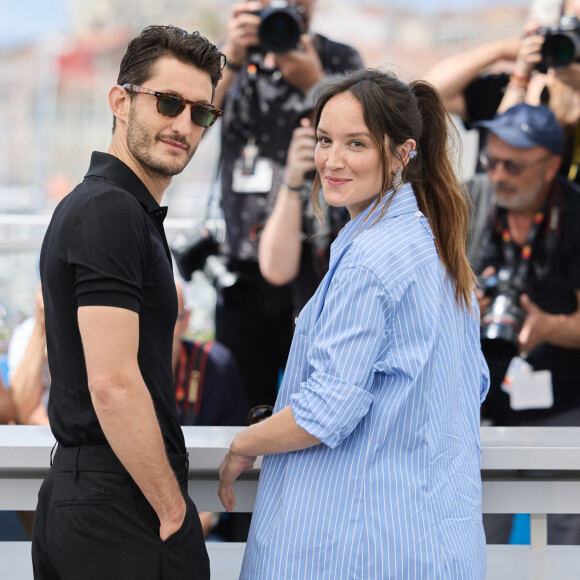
0, 0, 530, 49
1, 2, 70, 48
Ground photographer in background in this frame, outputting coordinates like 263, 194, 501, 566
209, 0, 362, 409
7, 284, 49, 426
258, 75, 350, 317
0, 373, 16, 425
467, 103, 580, 544
496, 7, 580, 177
426, 0, 580, 182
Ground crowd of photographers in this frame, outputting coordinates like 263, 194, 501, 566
2, 0, 580, 546
172, 0, 363, 414
173, 0, 580, 545
423, 0, 580, 544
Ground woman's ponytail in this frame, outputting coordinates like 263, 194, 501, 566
408, 80, 475, 311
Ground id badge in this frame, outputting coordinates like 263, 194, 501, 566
501, 356, 533, 394
510, 370, 554, 411
231, 158, 274, 194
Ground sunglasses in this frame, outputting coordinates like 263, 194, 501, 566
247, 405, 274, 426
479, 153, 551, 177
122, 83, 223, 128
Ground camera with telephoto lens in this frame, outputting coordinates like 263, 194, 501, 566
479, 267, 527, 358
538, 14, 580, 68
254, 0, 306, 54
170, 229, 238, 289
202, 256, 239, 290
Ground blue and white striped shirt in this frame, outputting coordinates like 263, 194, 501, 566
240, 183, 490, 579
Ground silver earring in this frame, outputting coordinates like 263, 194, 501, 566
392, 167, 403, 192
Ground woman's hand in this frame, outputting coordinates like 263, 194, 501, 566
218, 407, 320, 511
218, 444, 257, 512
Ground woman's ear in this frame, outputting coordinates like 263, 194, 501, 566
398, 139, 417, 166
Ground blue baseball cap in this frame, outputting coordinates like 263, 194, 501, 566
472, 103, 564, 154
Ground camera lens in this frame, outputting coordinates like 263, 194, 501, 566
541, 33, 577, 68
481, 292, 525, 359
259, 4, 302, 53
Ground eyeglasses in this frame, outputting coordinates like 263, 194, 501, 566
122, 83, 223, 128
247, 405, 273, 426
479, 153, 551, 177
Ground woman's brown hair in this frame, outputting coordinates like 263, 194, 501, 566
311, 69, 475, 310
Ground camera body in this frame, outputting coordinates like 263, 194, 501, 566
538, 14, 580, 68
171, 229, 219, 282
170, 229, 239, 289
254, 0, 306, 54
480, 267, 527, 358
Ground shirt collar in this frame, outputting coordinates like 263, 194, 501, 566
333, 183, 418, 253
84, 151, 168, 222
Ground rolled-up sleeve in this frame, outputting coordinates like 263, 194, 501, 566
291, 264, 388, 448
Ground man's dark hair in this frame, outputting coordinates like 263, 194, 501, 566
113, 25, 224, 130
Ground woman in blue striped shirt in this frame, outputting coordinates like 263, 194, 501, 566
219, 69, 490, 579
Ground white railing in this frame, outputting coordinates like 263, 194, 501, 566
1, 426, 580, 580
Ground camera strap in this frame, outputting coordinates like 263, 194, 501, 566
568, 122, 580, 181
229, 54, 265, 151
498, 181, 561, 281
174, 340, 214, 424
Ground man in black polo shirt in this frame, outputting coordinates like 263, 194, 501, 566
467, 103, 580, 545
32, 26, 224, 579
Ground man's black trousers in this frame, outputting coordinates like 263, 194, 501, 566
31, 444, 210, 579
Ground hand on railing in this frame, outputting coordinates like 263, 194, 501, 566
218, 447, 257, 512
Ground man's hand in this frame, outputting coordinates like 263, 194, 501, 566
552, 62, 580, 91
274, 34, 324, 94
218, 445, 256, 513
222, 1, 262, 66
475, 266, 496, 321
79, 305, 189, 545
159, 499, 187, 542
518, 294, 557, 352
513, 31, 544, 78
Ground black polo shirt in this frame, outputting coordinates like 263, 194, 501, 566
40, 151, 185, 455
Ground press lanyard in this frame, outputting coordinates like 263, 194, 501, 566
498, 183, 560, 281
